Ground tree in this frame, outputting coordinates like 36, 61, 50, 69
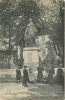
0, 0, 15, 55
13, 0, 45, 44
10, 0, 64, 66
39, 0, 64, 66
0, 0, 64, 67
0, 0, 17, 68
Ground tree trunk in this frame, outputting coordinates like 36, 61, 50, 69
20, 46, 23, 68
53, 40, 63, 66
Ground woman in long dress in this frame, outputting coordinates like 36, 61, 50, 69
16, 68, 21, 82
37, 66, 44, 83
28, 68, 35, 84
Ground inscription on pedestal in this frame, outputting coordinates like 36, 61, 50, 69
27, 52, 32, 61
23, 47, 40, 67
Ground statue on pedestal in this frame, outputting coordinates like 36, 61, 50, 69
24, 18, 38, 47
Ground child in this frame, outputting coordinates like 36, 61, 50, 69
28, 68, 35, 84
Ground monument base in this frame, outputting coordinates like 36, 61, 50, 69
23, 47, 40, 70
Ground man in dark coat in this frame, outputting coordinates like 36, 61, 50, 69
37, 66, 44, 83
23, 66, 29, 86
57, 64, 64, 86
48, 67, 55, 84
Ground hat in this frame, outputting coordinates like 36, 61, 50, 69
24, 65, 27, 68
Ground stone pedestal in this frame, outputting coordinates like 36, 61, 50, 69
23, 47, 40, 70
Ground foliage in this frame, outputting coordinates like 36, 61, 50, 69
0, 0, 64, 64
38, 0, 64, 64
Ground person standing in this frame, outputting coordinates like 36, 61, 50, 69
43, 68, 48, 82
57, 64, 64, 86
37, 66, 44, 83
22, 66, 29, 86
16, 68, 21, 83
28, 68, 35, 84
48, 67, 55, 84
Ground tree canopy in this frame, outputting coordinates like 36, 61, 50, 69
0, 0, 64, 65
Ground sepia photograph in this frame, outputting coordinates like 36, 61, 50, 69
0, 0, 64, 100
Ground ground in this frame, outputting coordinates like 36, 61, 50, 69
0, 82, 64, 100
0, 62, 64, 100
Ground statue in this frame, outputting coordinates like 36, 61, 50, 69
24, 18, 37, 47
